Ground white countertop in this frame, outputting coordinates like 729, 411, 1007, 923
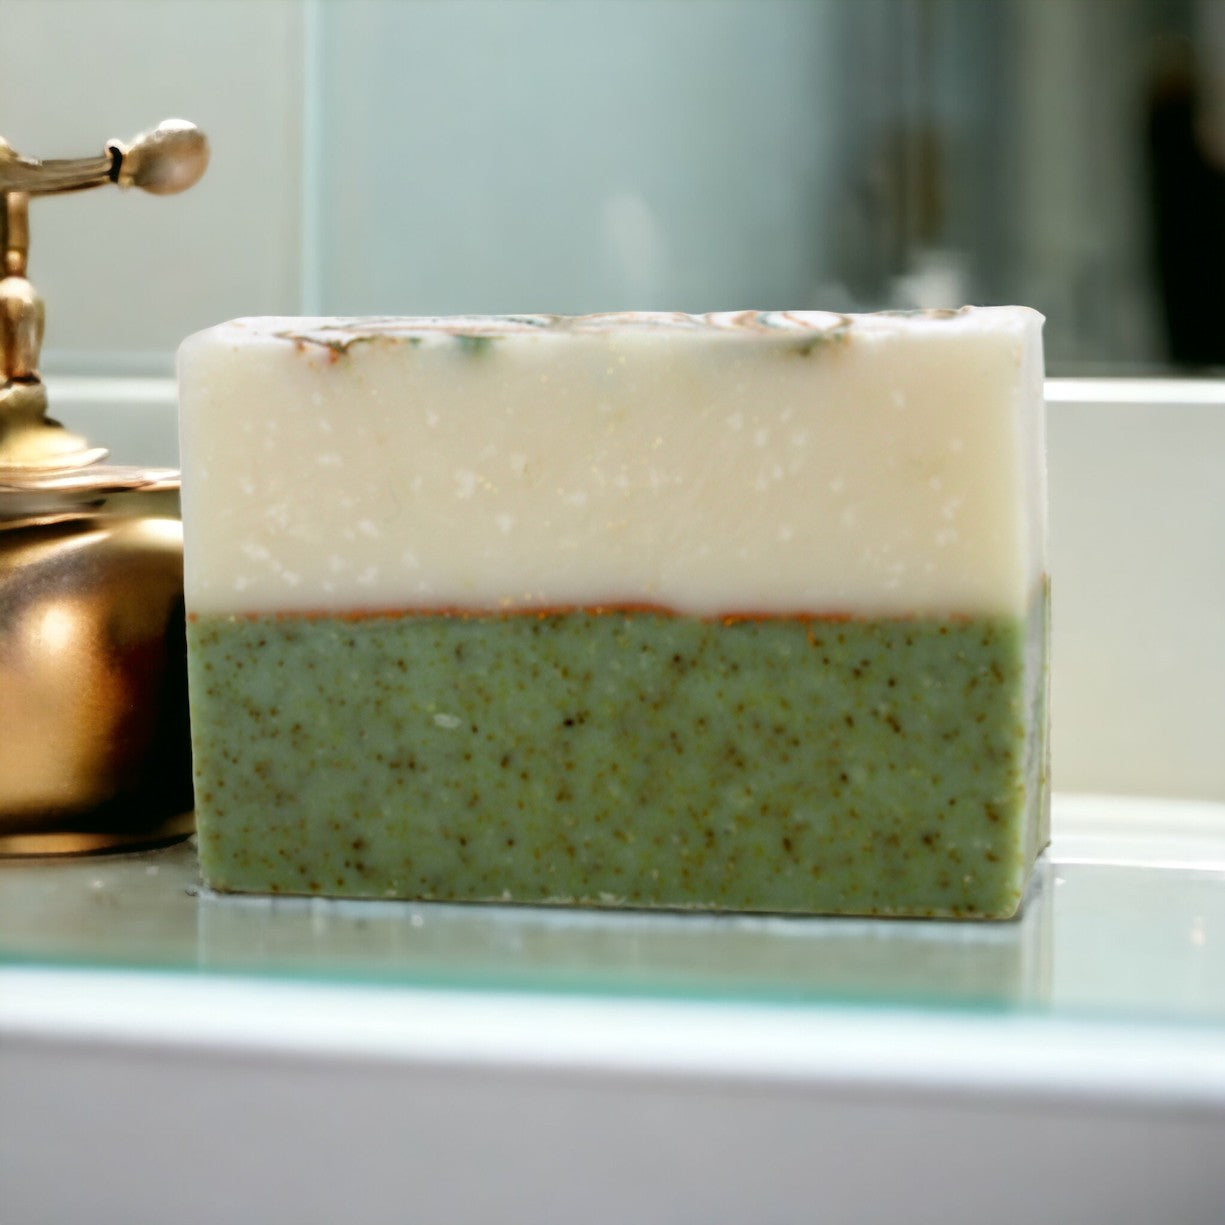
3, 793, 1224, 1225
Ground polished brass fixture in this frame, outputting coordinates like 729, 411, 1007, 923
0, 120, 207, 855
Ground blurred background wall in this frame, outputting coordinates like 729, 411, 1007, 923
4, 0, 1225, 800
4, 0, 1225, 375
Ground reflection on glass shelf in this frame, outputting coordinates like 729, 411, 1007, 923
197, 861, 1052, 1011
1, 796, 1222, 1028
0, 840, 1051, 1011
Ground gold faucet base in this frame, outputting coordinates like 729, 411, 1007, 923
0, 508, 194, 858
0, 812, 194, 857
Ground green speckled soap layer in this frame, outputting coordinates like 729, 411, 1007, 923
187, 601, 1048, 918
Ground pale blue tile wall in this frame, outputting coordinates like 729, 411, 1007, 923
0, 0, 305, 372
311, 0, 841, 317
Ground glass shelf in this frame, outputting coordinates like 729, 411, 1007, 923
2, 794, 1223, 1029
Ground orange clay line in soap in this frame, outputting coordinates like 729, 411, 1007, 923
187, 603, 975, 626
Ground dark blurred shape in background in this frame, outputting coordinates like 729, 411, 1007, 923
1146, 33, 1225, 365
823, 0, 1225, 372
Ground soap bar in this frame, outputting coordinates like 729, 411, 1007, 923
178, 309, 1049, 918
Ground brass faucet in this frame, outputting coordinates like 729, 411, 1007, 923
0, 120, 207, 854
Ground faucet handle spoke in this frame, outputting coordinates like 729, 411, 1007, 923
0, 119, 208, 197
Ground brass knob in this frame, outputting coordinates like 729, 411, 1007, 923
109, 119, 210, 195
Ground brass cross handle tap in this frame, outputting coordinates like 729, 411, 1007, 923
0, 121, 207, 854
0, 119, 208, 474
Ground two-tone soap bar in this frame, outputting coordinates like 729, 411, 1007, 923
178, 308, 1049, 918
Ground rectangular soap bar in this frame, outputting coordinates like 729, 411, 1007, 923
178, 308, 1049, 918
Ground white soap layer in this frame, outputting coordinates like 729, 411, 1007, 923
177, 309, 1046, 618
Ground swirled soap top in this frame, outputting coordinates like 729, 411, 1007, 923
207, 307, 998, 356
178, 306, 1046, 618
